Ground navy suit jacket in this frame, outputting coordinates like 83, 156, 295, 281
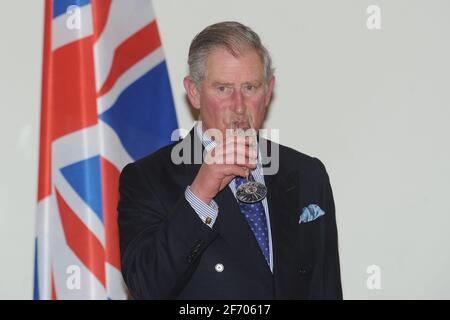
118, 128, 342, 299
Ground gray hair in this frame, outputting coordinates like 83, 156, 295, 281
188, 21, 274, 86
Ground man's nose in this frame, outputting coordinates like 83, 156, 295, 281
231, 89, 245, 114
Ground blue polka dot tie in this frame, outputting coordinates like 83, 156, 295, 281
234, 176, 270, 265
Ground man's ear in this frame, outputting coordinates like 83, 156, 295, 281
264, 76, 275, 107
184, 76, 201, 110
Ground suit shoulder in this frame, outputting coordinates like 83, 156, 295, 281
274, 141, 328, 178
120, 140, 180, 178
135, 140, 179, 166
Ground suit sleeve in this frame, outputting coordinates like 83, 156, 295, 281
313, 158, 343, 299
117, 162, 218, 299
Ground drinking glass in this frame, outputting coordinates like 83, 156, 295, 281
228, 114, 267, 204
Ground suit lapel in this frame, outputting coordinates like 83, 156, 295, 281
175, 128, 203, 187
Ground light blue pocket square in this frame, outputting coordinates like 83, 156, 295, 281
299, 204, 325, 224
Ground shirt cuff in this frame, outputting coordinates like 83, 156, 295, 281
185, 186, 219, 228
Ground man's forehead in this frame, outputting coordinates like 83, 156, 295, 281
204, 48, 264, 81
205, 47, 263, 67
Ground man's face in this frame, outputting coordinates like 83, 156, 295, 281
185, 47, 275, 135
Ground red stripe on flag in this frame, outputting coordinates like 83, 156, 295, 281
55, 190, 106, 287
50, 38, 98, 141
91, 0, 112, 39
51, 270, 57, 300
38, 0, 54, 201
100, 157, 121, 270
97, 20, 161, 96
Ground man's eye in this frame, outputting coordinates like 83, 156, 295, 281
217, 86, 229, 93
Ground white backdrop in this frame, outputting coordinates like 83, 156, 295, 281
1, 0, 449, 299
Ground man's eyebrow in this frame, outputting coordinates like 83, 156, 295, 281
211, 80, 263, 86
242, 80, 263, 86
211, 81, 234, 86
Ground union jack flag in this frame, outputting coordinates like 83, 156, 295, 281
34, 0, 178, 299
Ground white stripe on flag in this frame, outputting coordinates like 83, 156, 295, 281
106, 263, 128, 300
93, 0, 156, 91
98, 120, 134, 171
52, 125, 100, 169
53, 169, 106, 248
96, 47, 165, 114
50, 192, 107, 299
36, 197, 53, 300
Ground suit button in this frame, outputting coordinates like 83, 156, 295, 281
215, 263, 224, 272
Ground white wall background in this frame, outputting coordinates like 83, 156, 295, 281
1, 0, 449, 299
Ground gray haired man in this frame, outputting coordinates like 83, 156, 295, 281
118, 21, 342, 299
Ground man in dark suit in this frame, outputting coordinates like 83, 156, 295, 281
118, 21, 342, 299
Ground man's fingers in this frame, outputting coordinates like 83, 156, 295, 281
224, 135, 256, 148
226, 147, 256, 166
222, 165, 249, 178
207, 143, 257, 165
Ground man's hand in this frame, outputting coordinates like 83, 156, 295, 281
190, 135, 257, 204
